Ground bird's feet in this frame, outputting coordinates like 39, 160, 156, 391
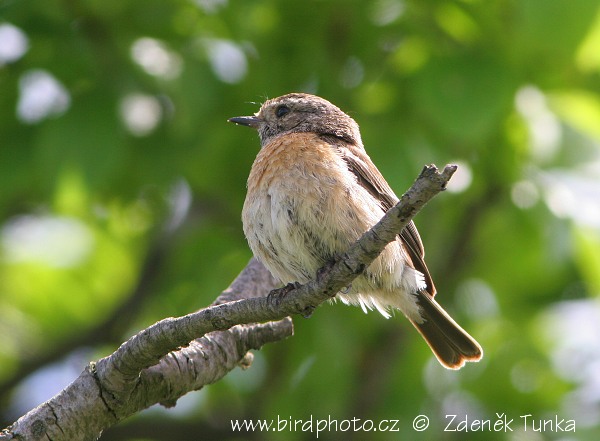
316, 254, 340, 281
267, 281, 302, 306
267, 282, 315, 318
301, 305, 315, 319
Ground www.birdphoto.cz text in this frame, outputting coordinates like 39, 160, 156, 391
230, 413, 576, 436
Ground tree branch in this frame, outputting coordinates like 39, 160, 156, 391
1, 164, 456, 441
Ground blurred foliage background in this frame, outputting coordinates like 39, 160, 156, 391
2, 0, 600, 440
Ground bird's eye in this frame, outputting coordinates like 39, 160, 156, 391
275, 105, 290, 118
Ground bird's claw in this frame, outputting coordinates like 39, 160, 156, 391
267, 282, 302, 305
317, 255, 340, 280
301, 305, 315, 318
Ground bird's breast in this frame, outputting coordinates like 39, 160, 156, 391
242, 132, 369, 282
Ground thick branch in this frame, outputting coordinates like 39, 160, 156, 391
1, 164, 456, 441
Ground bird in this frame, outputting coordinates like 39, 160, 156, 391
228, 93, 482, 369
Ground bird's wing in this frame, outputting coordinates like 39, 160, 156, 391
325, 137, 436, 297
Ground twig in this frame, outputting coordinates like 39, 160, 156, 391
1, 164, 456, 441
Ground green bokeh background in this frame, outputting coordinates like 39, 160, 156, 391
2, 0, 600, 440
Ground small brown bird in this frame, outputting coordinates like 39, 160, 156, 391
229, 93, 482, 369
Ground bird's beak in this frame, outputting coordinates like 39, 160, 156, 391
228, 115, 261, 129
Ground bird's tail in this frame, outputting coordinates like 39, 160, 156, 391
410, 291, 483, 369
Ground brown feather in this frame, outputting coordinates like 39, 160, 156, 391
327, 136, 436, 296
317, 133, 481, 368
